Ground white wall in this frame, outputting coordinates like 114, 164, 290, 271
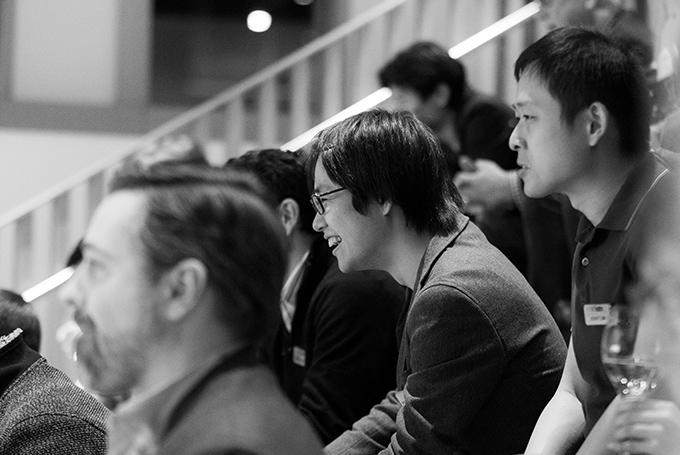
12, 0, 120, 105
0, 129, 138, 216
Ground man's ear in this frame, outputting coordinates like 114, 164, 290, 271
161, 258, 208, 322
586, 101, 609, 147
279, 198, 300, 237
430, 83, 451, 109
379, 200, 393, 216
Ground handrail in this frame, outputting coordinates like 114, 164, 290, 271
19, 0, 540, 302
0, 0, 411, 231
282, 1, 540, 151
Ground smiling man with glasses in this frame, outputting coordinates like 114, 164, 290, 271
308, 109, 567, 455
227, 149, 404, 445
310, 187, 346, 215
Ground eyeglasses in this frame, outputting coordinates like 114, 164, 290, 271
310, 187, 346, 215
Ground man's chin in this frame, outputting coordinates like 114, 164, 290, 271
521, 180, 550, 199
75, 341, 131, 397
336, 256, 361, 274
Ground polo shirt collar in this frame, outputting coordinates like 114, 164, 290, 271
577, 153, 670, 241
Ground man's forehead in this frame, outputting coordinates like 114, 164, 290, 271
313, 159, 336, 191
85, 191, 147, 254
514, 73, 552, 105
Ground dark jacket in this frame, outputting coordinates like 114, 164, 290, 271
326, 214, 567, 455
108, 346, 323, 455
0, 332, 109, 454
270, 236, 405, 443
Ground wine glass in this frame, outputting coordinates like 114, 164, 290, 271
602, 304, 659, 398
601, 303, 660, 454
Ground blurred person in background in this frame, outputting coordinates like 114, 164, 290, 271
227, 149, 405, 444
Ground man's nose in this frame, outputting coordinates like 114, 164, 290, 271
59, 267, 82, 310
508, 124, 523, 152
312, 212, 325, 232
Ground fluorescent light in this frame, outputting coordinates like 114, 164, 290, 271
283, 1, 540, 150
282, 87, 392, 151
20, 2, 541, 302
22, 267, 75, 303
449, 2, 540, 59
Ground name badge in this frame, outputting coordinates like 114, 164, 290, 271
583, 303, 611, 326
292, 346, 306, 367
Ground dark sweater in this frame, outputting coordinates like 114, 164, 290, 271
0, 332, 110, 454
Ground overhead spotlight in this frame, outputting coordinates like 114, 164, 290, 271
294, 0, 314, 5
247, 10, 272, 33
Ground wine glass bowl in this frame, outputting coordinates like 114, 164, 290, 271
601, 304, 660, 399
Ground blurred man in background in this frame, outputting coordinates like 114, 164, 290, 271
227, 149, 405, 444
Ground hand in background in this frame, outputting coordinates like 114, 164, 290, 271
453, 159, 516, 211
607, 398, 680, 455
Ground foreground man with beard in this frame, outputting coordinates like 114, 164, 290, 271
60, 162, 323, 455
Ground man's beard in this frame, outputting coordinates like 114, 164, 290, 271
73, 311, 143, 398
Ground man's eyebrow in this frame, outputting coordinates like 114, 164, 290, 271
512, 101, 527, 111
80, 242, 111, 260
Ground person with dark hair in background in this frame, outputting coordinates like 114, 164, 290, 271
378, 41, 531, 279
310, 109, 566, 454
59, 162, 323, 455
227, 149, 405, 444
510, 27, 677, 454
0, 290, 109, 454
0, 290, 41, 352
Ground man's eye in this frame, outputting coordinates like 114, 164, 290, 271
82, 257, 105, 278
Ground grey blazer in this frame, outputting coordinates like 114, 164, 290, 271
326, 214, 567, 455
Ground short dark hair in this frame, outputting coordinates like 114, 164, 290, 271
130, 135, 210, 168
379, 41, 467, 111
0, 290, 41, 352
514, 27, 651, 158
307, 109, 462, 235
108, 162, 287, 345
226, 149, 317, 235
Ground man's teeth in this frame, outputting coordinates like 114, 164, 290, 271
328, 237, 341, 248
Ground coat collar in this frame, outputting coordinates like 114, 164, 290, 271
415, 214, 470, 294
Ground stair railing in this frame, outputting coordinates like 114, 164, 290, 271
3, 0, 539, 299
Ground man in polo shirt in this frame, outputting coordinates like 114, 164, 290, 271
511, 27, 677, 454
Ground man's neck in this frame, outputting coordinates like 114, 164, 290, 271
387, 230, 434, 290
132, 312, 247, 402
286, 232, 314, 280
435, 111, 460, 154
567, 155, 642, 226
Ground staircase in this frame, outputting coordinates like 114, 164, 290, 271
2, 0, 540, 373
